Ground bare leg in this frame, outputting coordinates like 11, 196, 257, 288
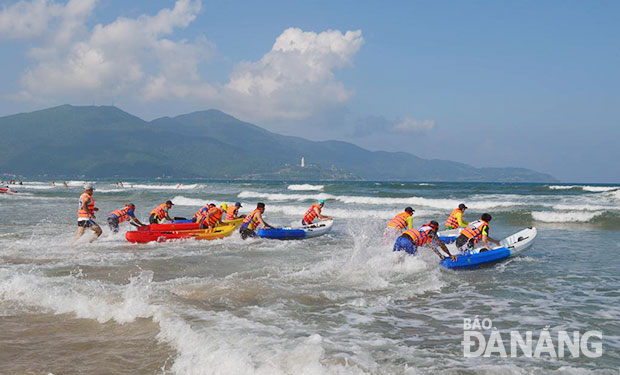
89, 224, 102, 242
73, 226, 86, 244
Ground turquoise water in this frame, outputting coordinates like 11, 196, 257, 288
0, 180, 619, 374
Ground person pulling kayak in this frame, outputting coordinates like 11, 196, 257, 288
199, 205, 225, 229
301, 200, 332, 225
393, 221, 456, 261
226, 202, 245, 220
193, 203, 215, 222
383, 207, 415, 243
107, 203, 145, 233
239, 202, 273, 239
455, 213, 501, 253
73, 183, 102, 243
445, 203, 469, 230
149, 201, 174, 224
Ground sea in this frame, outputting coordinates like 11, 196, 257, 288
0, 180, 618, 375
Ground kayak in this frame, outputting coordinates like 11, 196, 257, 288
0, 187, 17, 194
126, 224, 236, 243
138, 218, 243, 232
440, 227, 537, 269
257, 220, 333, 240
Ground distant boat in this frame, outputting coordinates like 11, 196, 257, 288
301, 157, 305, 168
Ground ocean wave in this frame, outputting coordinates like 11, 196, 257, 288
122, 183, 200, 190
531, 211, 604, 223
238, 191, 526, 210
548, 185, 619, 192
287, 184, 324, 191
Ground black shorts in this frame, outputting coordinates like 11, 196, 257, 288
149, 214, 160, 224
107, 216, 120, 232
78, 219, 96, 228
456, 234, 475, 249
239, 227, 256, 240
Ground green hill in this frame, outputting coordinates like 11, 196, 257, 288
0, 105, 557, 182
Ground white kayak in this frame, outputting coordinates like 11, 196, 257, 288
440, 227, 538, 269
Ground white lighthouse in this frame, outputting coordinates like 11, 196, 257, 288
301, 157, 305, 168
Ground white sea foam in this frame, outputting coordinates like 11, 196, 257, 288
287, 184, 324, 191
238, 190, 526, 210
548, 185, 618, 192
0, 270, 155, 324
532, 211, 604, 223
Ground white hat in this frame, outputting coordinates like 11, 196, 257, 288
84, 183, 95, 190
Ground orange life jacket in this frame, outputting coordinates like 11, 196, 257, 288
150, 203, 169, 220
109, 206, 133, 223
402, 225, 434, 246
203, 207, 223, 227
303, 204, 321, 224
461, 220, 489, 241
445, 208, 463, 229
242, 209, 262, 231
387, 212, 411, 230
193, 205, 210, 220
77, 193, 95, 219
226, 205, 239, 220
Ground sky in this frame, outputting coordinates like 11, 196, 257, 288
0, 0, 618, 182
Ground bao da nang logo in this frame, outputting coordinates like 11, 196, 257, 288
462, 317, 603, 358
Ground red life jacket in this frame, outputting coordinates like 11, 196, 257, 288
445, 208, 463, 229
461, 220, 490, 241
78, 193, 95, 219
303, 204, 321, 224
387, 212, 411, 230
402, 225, 434, 246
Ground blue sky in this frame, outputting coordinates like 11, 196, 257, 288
0, 0, 618, 182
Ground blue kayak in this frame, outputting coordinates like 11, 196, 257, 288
258, 220, 333, 240
440, 227, 537, 269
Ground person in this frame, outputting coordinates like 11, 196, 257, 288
73, 183, 102, 243
239, 202, 273, 239
199, 204, 225, 229
383, 207, 415, 243
455, 213, 501, 253
149, 200, 174, 224
62, 181, 68, 188
301, 199, 332, 225
225, 202, 245, 220
393, 221, 456, 261
192, 203, 215, 222
107, 203, 145, 233
445, 203, 469, 230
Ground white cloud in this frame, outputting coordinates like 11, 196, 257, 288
392, 117, 435, 133
0, 0, 62, 39
2, 1, 364, 122
222, 28, 363, 120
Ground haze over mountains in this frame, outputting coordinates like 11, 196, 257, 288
0, 105, 556, 182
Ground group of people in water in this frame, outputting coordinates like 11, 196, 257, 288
74, 183, 500, 260
73, 184, 333, 243
385, 203, 501, 261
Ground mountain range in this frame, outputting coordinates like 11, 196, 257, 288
0, 105, 556, 182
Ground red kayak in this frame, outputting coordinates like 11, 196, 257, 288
126, 225, 236, 243
139, 218, 243, 232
